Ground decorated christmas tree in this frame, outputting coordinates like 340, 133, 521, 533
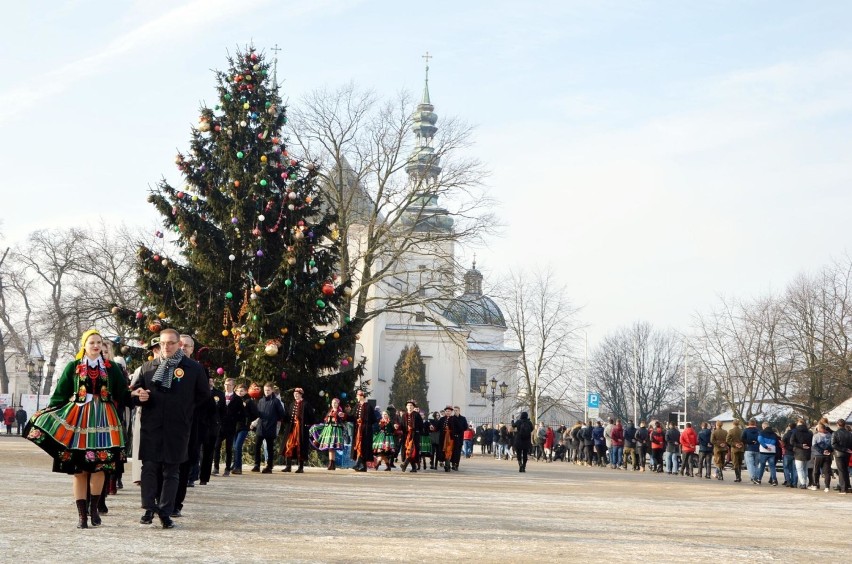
114, 46, 364, 403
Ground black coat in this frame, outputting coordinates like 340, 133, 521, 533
790, 424, 814, 461
197, 388, 226, 442
255, 394, 286, 439
131, 357, 209, 464
236, 396, 259, 433
513, 417, 534, 450
220, 390, 246, 436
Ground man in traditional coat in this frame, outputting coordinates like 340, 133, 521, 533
282, 387, 314, 473
400, 399, 424, 473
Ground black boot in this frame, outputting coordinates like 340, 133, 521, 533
295, 461, 304, 473
89, 495, 102, 527
97, 492, 108, 514
282, 458, 292, 472
75, 499, 88, 529
400, 460, 409, 472
327, 459, 334, 470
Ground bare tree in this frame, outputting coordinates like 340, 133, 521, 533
289, 82, 497, 329
591, 321, 683, 423
499, 267, 583, 422
694, 296, 780, 422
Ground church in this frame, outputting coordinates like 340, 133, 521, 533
345, 64, 520, 425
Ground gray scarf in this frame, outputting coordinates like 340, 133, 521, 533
152, 349, 185, 389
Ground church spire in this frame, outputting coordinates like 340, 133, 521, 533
404, 52, 452, 232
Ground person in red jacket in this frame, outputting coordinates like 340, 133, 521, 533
610, 420, 624, 469
543, 425, 555, 462
650, 421, 665, 473
3, 406, 15, 434
679, 422, 698, 477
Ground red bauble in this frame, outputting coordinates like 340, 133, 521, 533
153, 254, 160, 261
148, 322, 162, 333
322, 282, 334, 296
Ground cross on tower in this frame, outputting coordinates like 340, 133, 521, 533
271, 43, 282, 85
422, 51, 432, 80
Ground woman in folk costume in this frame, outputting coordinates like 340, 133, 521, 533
372, 411, 397, 471
309, 396, 347, 470
26, 329, 129, 529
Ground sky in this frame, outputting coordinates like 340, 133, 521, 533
2, 0, 852, 349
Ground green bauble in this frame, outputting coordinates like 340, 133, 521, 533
226, 291, 233, 299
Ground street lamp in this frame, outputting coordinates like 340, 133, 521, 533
29, 356, 46, 411
479, 377, 508, 431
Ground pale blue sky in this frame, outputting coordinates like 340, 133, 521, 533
2, 1, 851, 346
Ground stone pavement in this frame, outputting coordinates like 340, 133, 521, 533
0, 436, 847, 562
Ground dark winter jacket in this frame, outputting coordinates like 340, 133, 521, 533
623, 424, 636, 448
255, 394, 286, 439
634, 426, 649, 448
697, 428, 713, 453
592, 425, 605, 447
580, 425, 593, 447
665, 427, 681, 453
513, 414, 534, 450
742, 426, 761, 453
831, 426, 852, 456
790, 424, 813, 461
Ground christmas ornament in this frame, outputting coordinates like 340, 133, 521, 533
258, 214, 265, 221
316, 299, 326, 308
236, 151, 244, 159
222, 329, 230, 337
228, 254, 236, 261
225, 292, 233, 299
216, 367, 225, 375
322, 282, 334, 296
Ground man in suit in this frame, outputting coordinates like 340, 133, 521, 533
215, 377, 244, 477
131, 328, 209, 529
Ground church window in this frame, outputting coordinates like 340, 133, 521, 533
470, 368, 487, 393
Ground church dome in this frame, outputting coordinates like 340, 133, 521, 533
441, 263, 506, 327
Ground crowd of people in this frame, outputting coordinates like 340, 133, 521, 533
22, 327, 487, 530
2, 404, 27, 435
23, 327, 852, 531
476, 416, 852, 492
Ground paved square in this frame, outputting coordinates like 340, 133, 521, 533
0, 438, 846, 562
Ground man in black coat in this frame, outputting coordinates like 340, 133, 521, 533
214, 377, 244, 477
350, 390, 376, 471
15, 406, 27, 435
451, 406, 468, 471
131, 329, 209, 529
436, 406, 462, 472
513, 412, 534, 472
198, 376, 225, 484
282, 387, 314, 473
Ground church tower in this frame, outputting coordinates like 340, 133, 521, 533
402, 53, 453, 234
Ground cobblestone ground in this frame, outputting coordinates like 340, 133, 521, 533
0, 436, 847, 563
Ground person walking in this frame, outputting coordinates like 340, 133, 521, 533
252, 382, 286, 473
131, 328, 208, 529
282, 387, 314, 473
26, 329, 129, 529
309, 397, 346, 471
214, 378, 244, 477
513, 412, 534, 472
350, 390, 377, 472
230, 383, 258, 475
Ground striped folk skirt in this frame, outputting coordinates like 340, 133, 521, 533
26, 398, 126, 474
309, 423, 346, 451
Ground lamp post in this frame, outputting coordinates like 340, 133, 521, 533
30, 356, 46, 411
479, 377, 508, 431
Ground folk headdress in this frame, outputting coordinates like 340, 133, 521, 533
75, 328, 102, 360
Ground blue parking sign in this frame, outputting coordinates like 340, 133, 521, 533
587, 392, 600, 409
